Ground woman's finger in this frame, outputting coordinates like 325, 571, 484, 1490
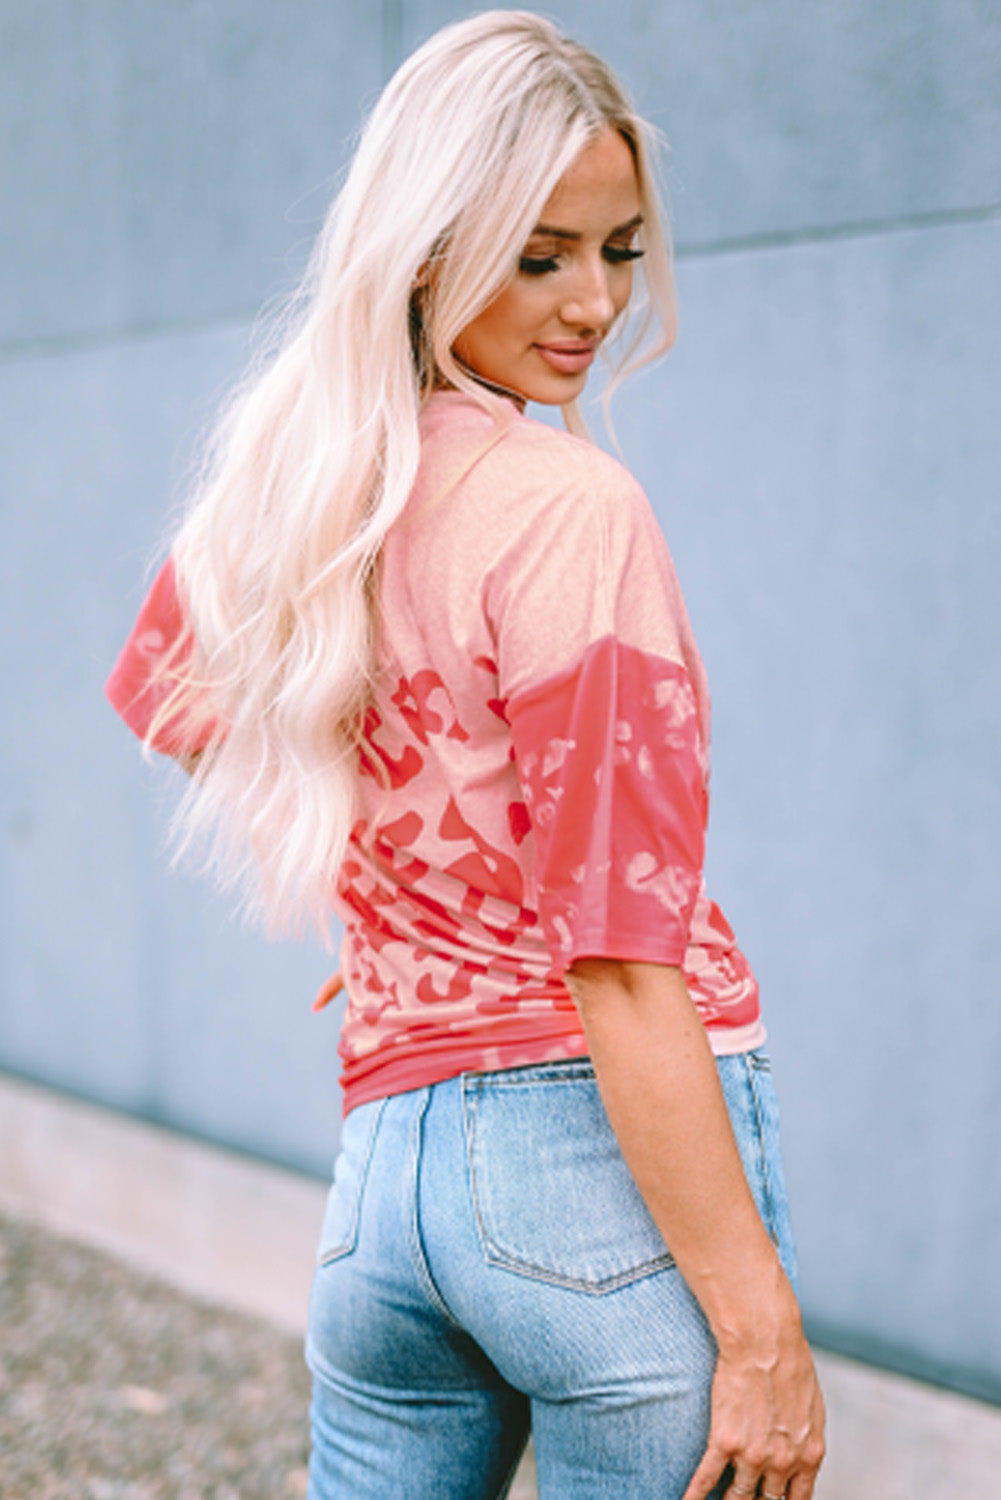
725, 1475, 761, 1499
757, 1458, 796, 1499
786, 1461, 824, 1500
757, 1477, 789, 1500
679, 1445, 731, 1500
312, 971, 344, 1012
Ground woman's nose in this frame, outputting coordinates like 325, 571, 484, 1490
561, 257, 616, 331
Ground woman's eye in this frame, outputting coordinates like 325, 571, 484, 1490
603, 245, 645, 265
518, 254, 561, 276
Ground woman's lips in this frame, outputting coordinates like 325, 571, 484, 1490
534, 342, 598, 374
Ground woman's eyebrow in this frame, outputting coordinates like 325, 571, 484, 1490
530, 212, 644, 241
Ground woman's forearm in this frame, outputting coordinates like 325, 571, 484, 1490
567, 958, 825, 1499
567, 957, 793, 1343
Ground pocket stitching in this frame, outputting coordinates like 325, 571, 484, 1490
463, 1075, 676, 1295
317, 1097, 386, 1265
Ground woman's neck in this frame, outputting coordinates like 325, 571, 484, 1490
437, 357, 526, 411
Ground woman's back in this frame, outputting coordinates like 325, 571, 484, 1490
337, 389, 762, 1111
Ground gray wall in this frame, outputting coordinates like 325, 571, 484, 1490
2, 2, 999, 1400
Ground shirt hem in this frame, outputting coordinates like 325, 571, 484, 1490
340, 1023, 589, 1115
339, 1007, 766, 1112
705, 1017, 768, 1056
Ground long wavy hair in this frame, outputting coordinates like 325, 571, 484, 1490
150, 9, 677, 941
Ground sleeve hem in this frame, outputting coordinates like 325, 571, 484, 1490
555, 927, 689, 976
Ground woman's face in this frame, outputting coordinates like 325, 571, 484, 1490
452, 128, 643, 406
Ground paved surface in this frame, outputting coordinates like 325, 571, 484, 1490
0, 1207, 538, 1499
0, 1210, 314, 1500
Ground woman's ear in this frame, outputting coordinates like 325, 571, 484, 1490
409, 285, 430, 388
410, 250, 447, 392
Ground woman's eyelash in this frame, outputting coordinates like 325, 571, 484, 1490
603, 245, 645, 264
518, 246, 646, 276
518, 255, 561, 275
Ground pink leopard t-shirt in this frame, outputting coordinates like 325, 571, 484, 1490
107, 390, 764, 1112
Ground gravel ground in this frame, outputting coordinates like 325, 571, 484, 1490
0, 1210, 539, 1500
0, 1211, 312, 1500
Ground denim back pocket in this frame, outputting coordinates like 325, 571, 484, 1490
462, 1062, 674, 1294
317, 1097, 386, 1265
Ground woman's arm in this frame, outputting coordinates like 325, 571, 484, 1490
566, 958, 825, 1500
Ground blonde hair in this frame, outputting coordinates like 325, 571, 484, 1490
152, 9, 677, 941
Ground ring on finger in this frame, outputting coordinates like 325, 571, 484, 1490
729, 1489, 756, 1498
762, 1493, 786, 1499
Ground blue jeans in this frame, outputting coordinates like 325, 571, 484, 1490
305, 1053, 797, 1499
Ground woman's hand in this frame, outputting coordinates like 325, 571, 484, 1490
567, 958, 826, 1500
682, 1290, 825, 1500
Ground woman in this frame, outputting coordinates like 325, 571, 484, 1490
106, 12, 825, 1499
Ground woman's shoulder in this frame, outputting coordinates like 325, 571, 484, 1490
433, 394, 645, 509
515, 411, 636, 484
413, 391, 657, 567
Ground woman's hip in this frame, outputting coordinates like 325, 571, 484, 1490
307, 1049, 797, 1390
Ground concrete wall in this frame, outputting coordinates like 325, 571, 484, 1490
2, 2, 999, 1399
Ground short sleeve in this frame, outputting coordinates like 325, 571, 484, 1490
489, 446, 710, 972
105, 555, 215, 756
